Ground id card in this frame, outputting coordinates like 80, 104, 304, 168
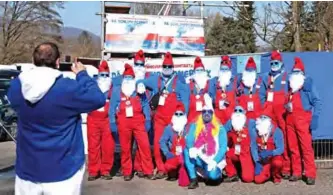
267, 92, 274, 102
176, 146, 183, 155
158, 95, 166, 106
286, 102, 293, 113
235, 144, 241, 155
219, 100, 226, 110
97, 106, 105, 112
196, 101, 203, 111
125, 106, 134, 117
247, 101, 254, 111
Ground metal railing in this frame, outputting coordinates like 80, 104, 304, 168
313, 139, 333, 168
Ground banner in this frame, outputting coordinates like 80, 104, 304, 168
104, 14, 205, 56
107, 56, 220, 79
104, 14, 158, 53
158, 17, 205, 56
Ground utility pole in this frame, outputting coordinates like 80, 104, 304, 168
292, 1, 301, 51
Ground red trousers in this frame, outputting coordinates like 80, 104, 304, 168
165, 156, 182, 172
272, 106, 291, 175
87, 117, 115, 176
254, 156, 283, 184
118, 117, 154, 176
225, 149, 254, 183
165, 156, 190, 187
134, 150, 142, 172
286, 113, 316, 178
153, 117, 169, 173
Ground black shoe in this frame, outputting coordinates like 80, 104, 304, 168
124, 175, 133, 181
116, 170, 123, 177
224, 175, 239, 183
100, 174, 113, 180
289, 175, 302, 182
188, 179, 199, 189
155, 172, 167, 179
145, 174, 156, 180
282, 174, 291, 180
136, 171, 145, 178
166, 177, 178, 181
306, 177, 315, 185
88, 175, 99, 181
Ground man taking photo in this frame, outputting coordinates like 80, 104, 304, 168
8, 42, 106, 195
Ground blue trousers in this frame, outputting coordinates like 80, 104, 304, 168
184, 148, 222, 180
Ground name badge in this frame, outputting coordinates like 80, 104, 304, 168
235, 144, 241, 155
219, 100, 226, 110
247, 101, 254, 111
125, 106, 134, 117
158, 95, 166, 106
176, 146, 183, 155
267, 92, 274, 102
196, 101, 203, 111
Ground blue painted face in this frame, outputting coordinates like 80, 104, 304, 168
99, 72, 109, 78
123, 75, 134, 81
270, 60, 283, 72
134, 62, 145, 67
234, 107, 245, 114
259, 115, 270, 120
174, 111, 185, 117
245, 68, 256, 73
220, 65, 230, 73
195, 68, 205, 73
162, 64, 173, 76
291, 69, 304, 75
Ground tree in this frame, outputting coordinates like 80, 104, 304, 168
0, 1, 64, 64
236, 1, 256, 53
77, 30, 97, 57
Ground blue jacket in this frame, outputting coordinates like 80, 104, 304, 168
208, 76, 238, 103
250, 126, 284, 163
7, 71, 105, 182
159, 125, 183, 158
259, 71, 288, 105
138, 74, 190, 114
185, 122, 227, 163
287, 76, 321, 117
109, 86, 151, 124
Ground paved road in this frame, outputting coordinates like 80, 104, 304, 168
1, 142, 333, 195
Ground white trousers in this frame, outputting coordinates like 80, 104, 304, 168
15, 164, 85, 195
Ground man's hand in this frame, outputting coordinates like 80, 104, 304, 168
207, 160, 217, 171
189, 147, 198, 159
71, 59, 86, 74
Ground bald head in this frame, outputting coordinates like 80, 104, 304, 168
33, 42, 60, 68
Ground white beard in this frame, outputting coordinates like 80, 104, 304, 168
231, 112, 246, 132
97, 77, 111, 93
242, 71, 257, 88
134, 66, 146, 81
256, 118, 272, 136
193, 72, 208, 90
171, 115, 187, 133
218, 71, 232, 88
121, 79, 136, 97
289, 73, 305, 92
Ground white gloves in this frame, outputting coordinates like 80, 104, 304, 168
189, 147, 199, 159
136, 83, 146, 94
207, 160, 217, 171
185, 76, 192, 84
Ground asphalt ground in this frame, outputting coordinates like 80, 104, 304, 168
1, 142, 333, 195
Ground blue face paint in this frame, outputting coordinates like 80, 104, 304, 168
220, 65, 230, 72
259, 115, 270, 120
174, 111, 184, 116
195, 68, 205, 73
123, 75, 134, 80
292, 69, 304, 75
270, 60, 283, 72
99, 72, 109, 78
134, 62, 145, 67
162, 65, 174, 77
202, 109, 213, 123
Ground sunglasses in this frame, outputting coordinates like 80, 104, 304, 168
270, 61, 280, 66
234, 108, 243, 113
99, 73, 109, 77
202, 110, 213, 114
163, 65, 173, 69
175, 112, 184, 116
134, 62, 145, 67
221, 61, 229, 65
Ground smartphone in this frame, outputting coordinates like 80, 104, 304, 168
59, 62, 73, 71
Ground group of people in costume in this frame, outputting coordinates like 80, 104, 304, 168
87, 49, 321, 189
